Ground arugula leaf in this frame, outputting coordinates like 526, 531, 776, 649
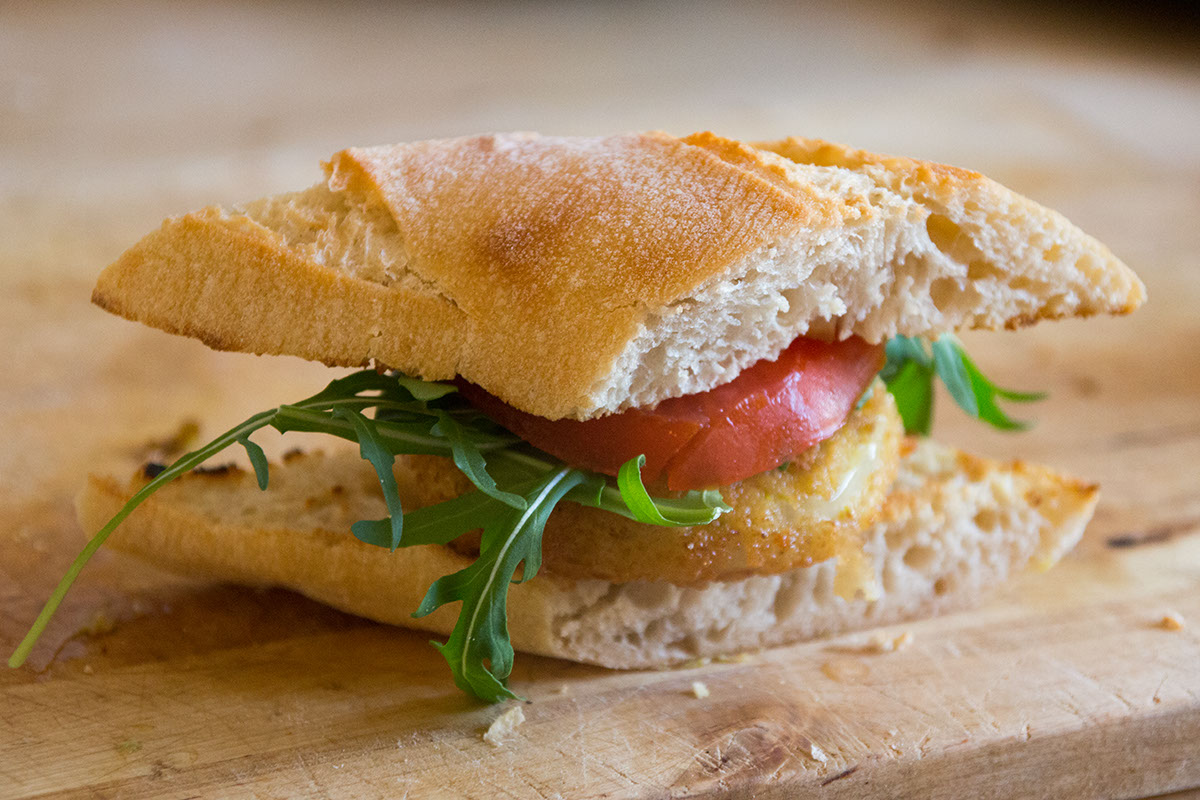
393, 374, 457, 402
931, 337, 977, 418
415, 468, 587, 701
237, 433, 270, 491
398, 491, 516, 547
434, 411, 528, 510
334, 407, 405, 551
566, 474, 730, 526
302, 370, 411, 404
271, 403, 518, 457
616, 455, 733, 525
616, 456, 672, 523
880, 336, 931, 383
887, 359, 936, 435
958, 346, 1046, 430
882, 335, 1045, 434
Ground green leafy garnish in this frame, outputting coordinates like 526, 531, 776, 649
8, 371, 729, 702
882, 335, 1046, 434
616, 455, 732, 526
434, 411, 528, 511
415, 468, 587, 700
236, 434, 270, 491
334, 407, 406, 550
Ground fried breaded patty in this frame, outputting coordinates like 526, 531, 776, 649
406, 384, 904, 585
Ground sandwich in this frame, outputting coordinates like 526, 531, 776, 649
9, 131, 1145, 702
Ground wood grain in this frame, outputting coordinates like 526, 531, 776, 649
2, 1, 1198, 797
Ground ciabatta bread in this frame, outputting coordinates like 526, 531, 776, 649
92, 131, 1144, 420
77, 441, 1097, 669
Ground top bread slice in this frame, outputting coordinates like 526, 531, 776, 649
93, 131, 1144, 420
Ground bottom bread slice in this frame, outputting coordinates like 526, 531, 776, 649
78, 439, 1098, 669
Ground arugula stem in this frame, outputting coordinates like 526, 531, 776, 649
7, 410, 276, 668
274, 406, 517, 454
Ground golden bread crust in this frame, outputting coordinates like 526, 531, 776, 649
325, 132, 834, 416
94, 131, 1144, 419
93, 208, 465, 374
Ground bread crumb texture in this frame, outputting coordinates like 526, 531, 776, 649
93, 132, 1144, 420
867, 629, 914, 653
1158, 611, 1186, 631
483, 705, 526, 747
690, 681, 711, 699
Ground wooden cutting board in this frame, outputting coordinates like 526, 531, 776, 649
3, 3, 1200, 797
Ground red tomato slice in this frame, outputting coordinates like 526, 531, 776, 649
459, 335, 884, 490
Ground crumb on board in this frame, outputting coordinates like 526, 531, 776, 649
715, 652, 753, 664
483, 706, 526, 747
677, 652, 753, 670
867, 630, 913, 653
80, 612, 116, 637
807, 742, 829, 764
1158, 611, 1186, 631
690, 681, 710, 699
82, 664, 94, 675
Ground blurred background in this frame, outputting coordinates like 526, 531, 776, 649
3, 0, 1198, 268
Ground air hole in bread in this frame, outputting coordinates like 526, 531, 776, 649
933, 577, 952, 596
903, 544, 936, 572
926, 212, 987, 271
930, 277, 962, 314
973, 508, 999, 532
925, 214, 964, 256
1009, 276, 1044, 293
772, 579, 804, 621
665, 637, 690, 654
1044, 293, 1073, 316
967, 259, 1006, 282
881, 564, 900, 595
